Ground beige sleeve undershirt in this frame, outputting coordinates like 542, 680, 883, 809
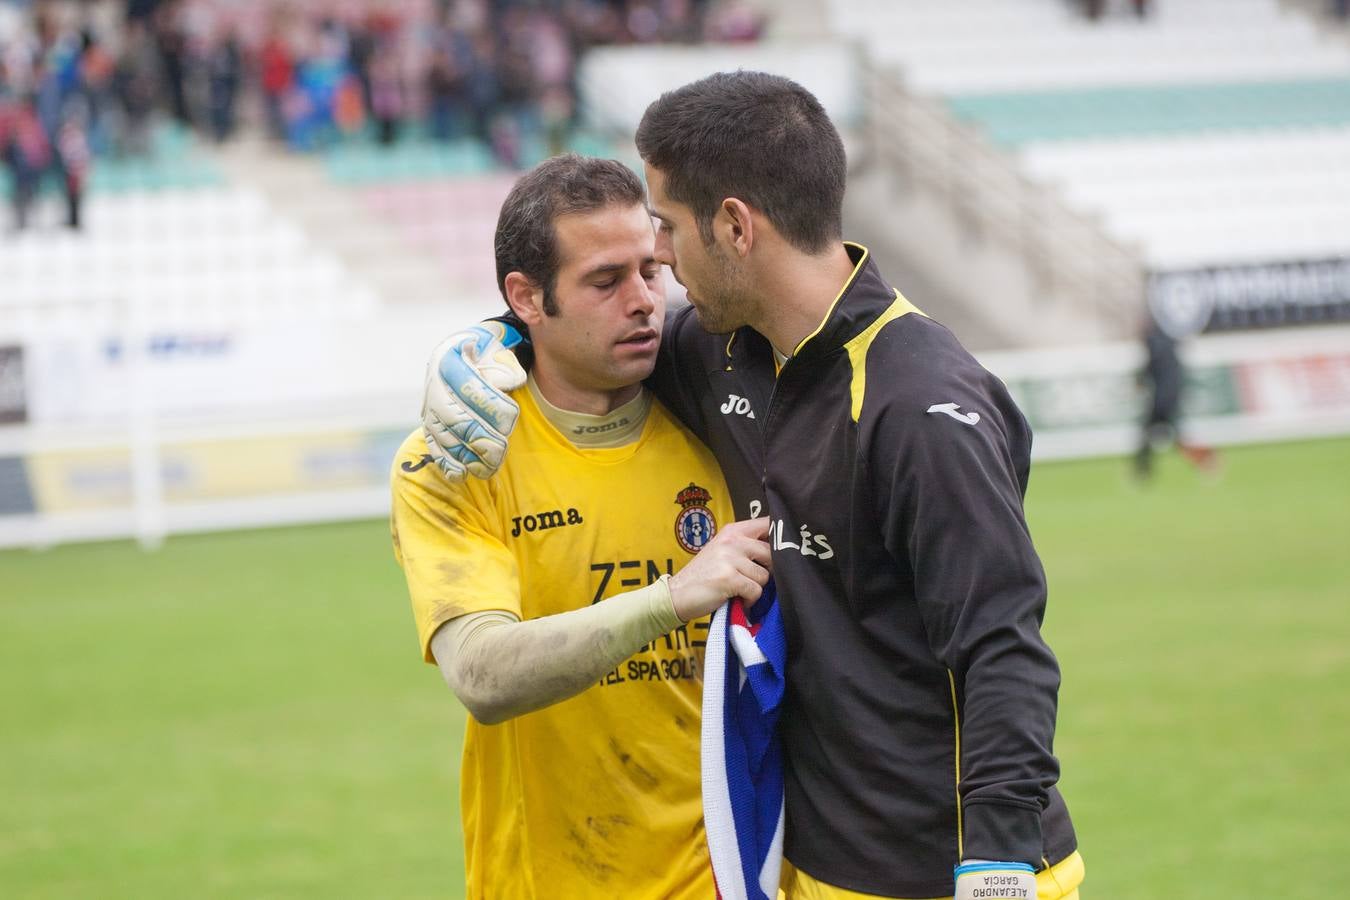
429, 576, 685, 725
431, 378, 683, 724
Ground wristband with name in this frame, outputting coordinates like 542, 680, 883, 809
953, 861, 1037, 900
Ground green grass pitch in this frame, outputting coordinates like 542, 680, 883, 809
3, 437, 1348, 898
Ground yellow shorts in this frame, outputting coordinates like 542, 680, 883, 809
781, 851, 1085, 900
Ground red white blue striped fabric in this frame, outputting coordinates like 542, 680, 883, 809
701, 580, 786, 900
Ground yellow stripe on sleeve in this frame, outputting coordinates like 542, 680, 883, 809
947, 668, 964, 862
843, 291, 923, 423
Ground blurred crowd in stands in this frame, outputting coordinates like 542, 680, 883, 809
0, 0, 765, 232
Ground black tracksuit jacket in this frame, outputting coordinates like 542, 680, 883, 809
648, 244, 1077, 897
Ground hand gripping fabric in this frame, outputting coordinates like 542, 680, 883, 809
954, 861, 1038, 900
702, 579, 786, 900
421, 321, 527, 481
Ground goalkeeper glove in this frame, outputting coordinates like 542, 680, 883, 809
421, 321, 527, 481
954, 860, 1037, 900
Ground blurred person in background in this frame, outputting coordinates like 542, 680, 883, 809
0, 94, 88, 233
524, 3, 575, 157
75, 27, 115, 154
1134, 317, 1220, 482
151, 0, 191, 126
345, 6, 402, 146
0, 89, 51, 232
702, 0, 765, 41
258, 10, 294, 142
346, 6, 376, 125
4, 3, 90, 231
658, 0, 703, 43
489, 5, 537, 168
366, 26, 404, 146
112, 19, 160, 156
52, 100, 89, 228
287, 16, 361, 150
0, 13, 40, 232
461, 27, 500, 147
425, 9, 474, 142
33, 5, 79, 139
565, 0, 626, 45
125, 0, 160, 26
205, 18, 241, 143
624, 0, 666, 42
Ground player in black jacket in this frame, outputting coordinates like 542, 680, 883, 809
634, 73, 1081, 899
647, 249, 1079, 898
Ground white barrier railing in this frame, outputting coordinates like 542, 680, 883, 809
0, 306, 454, 550
4, 312, 1347, 549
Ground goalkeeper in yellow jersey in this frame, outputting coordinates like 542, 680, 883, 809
390, 154, 772, 900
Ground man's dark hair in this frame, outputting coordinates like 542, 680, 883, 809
635, 71, 845, 254
495, 153, 647, 315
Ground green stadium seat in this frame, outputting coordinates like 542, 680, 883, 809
947, 77, 1350, 146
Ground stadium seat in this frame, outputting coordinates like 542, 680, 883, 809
829, 0, 1350, 276
0, 185, 382, 333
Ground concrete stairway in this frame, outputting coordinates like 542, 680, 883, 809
208, 136, 454, 309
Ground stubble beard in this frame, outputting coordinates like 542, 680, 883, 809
690, 292, 739, 335
689, 246, 751, 335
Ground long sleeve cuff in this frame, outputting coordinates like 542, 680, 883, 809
962, 800, 1043, 867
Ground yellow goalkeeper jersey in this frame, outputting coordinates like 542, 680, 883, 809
390, 387, 732, 900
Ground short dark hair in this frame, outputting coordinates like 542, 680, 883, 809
494, 154, 647, 315
635, 71, 845, 254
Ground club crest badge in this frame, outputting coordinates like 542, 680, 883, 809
674, 482, 717, 554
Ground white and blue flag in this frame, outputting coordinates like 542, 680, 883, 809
701, 579, 786, 900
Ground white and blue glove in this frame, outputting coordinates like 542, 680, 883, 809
421, 321, 527, 481
954, 860, 1038, 900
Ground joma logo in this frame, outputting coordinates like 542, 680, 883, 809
573, 418, 628, 435
720, 393, 756, 419
511, 507, 583, 537
401, 454, 434, 473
